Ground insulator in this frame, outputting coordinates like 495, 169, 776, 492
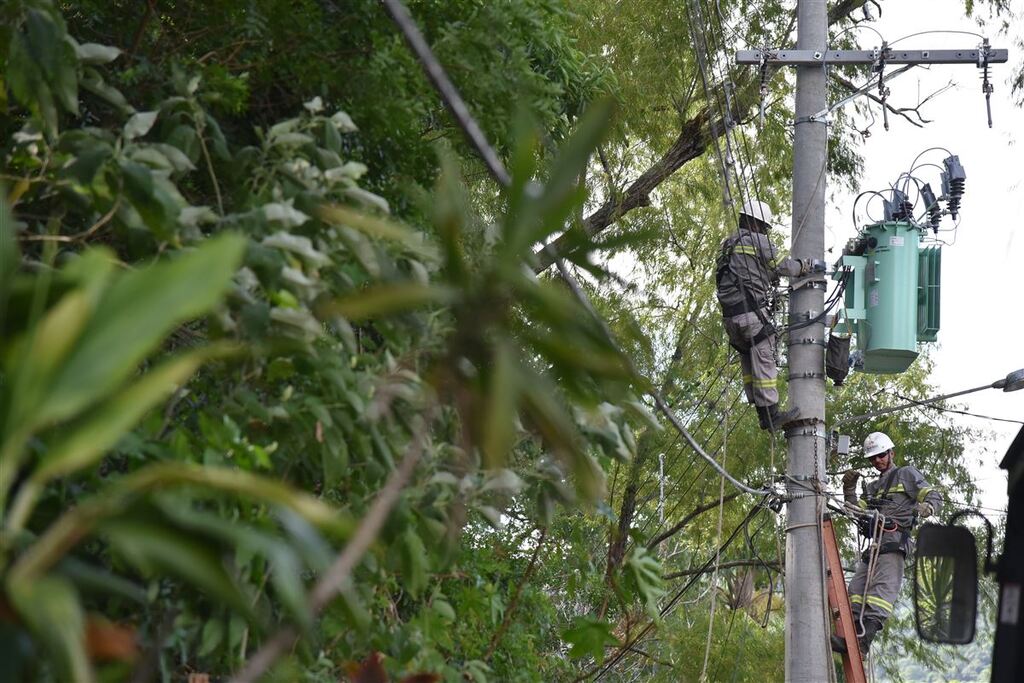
884, 189, 913, 222
920, 183, 942, 233
943, 155, 967, 220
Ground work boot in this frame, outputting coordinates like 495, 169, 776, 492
858, 618, 883, 655
830, 634, 848, 654
759, 403, 800, 432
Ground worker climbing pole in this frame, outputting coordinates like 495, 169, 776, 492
714, 199, 825, 432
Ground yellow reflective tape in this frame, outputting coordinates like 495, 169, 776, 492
742, 375, 753, 382
917, 487, 934, 502
850, 595, 864, 604
858, 500, 867, 509
865, 596, 894, 613
752, 379, 777, 388
734, 246, 757, 255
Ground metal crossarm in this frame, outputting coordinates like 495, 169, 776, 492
737, 48, 1008, 65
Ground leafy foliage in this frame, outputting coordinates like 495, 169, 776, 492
0, 0, 999, 681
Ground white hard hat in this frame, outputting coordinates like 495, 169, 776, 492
863, 432, 895, 459
739, 199, 775, 226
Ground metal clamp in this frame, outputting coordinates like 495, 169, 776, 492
789, 337, 827, 347
789, 310, 820, 323
794, 115, 829, 126
788, 371, 826, 380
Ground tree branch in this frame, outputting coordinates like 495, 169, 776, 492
484, 527, 548, 661
664, 558, 780, 580
833, 73, 928, 129
534, 0, 879, 271
648, 492, 742, 550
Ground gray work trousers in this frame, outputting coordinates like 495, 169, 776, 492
722, 311, 778, 407
847, 550, 905, 627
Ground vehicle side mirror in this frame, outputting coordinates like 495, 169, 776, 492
914, 522, 978, 644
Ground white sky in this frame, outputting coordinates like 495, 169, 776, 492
824, 0, 1024, 512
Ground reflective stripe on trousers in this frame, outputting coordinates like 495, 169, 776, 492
723, 311, 778, 407
847, 551, 905, 623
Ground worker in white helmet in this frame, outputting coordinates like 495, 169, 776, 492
832, 431, 943, 656
715, 199, 823, 430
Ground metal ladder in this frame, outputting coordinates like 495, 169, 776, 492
823, 514, 867, 683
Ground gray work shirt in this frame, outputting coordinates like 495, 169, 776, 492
716, 228, 801, 309
851, 465, 943, 551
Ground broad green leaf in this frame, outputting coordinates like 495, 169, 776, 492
318, 204, 436, 260
100, 519, 255, 619
35, 233, 245, 427
322, 283, 455, 322
561, 617, 618, 664
481, 342, 518, 469
74, 43, 122, 65
51, 39, 78, 115
7, 576, 93, 683
56, 557, 147, 604
81, 68, 132, 113
120, 161, 175, 236
32, 347, 228, 484
124, 111, 158, 140
399, 527, 428, 598
624, 545, 666, 618
156, 502, 313, 629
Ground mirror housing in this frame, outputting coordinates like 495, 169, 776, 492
914, 522, 979, 644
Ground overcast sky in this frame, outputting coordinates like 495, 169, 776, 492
825, 0, 1024, 511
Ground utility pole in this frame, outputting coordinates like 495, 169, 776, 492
786, 1, 830, 678
735, 11, 1007, 683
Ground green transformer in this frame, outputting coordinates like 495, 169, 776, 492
834, 221, 942, 374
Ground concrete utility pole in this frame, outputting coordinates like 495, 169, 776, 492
735, 10, 1007, 683
785, 0, 830, 678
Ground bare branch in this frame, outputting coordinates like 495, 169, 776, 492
664, 558, 781, 580
648, 492, 742, 549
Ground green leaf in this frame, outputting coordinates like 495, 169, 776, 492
35, 233, 246, 427
81, 68, 132, 114
120, 160, 176, 237
51, 39, 78, 115
7, 576, 93, 683
624, 545, 666, 618
561, 617, 618, 664
322, 283, 455, 322
318, 204, 437, 260
399, 527, 429, 598
32, 347, 228, 484
481, 342, 519, 469
74, 42, 122, 65
124, 111, 158, 140
100, 518, 255, 619
0, 192, 17, 301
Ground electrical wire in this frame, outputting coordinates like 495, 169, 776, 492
888, 29, 986, 47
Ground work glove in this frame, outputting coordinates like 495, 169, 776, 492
841, 469, 861, 494
916, 502, 935, 519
